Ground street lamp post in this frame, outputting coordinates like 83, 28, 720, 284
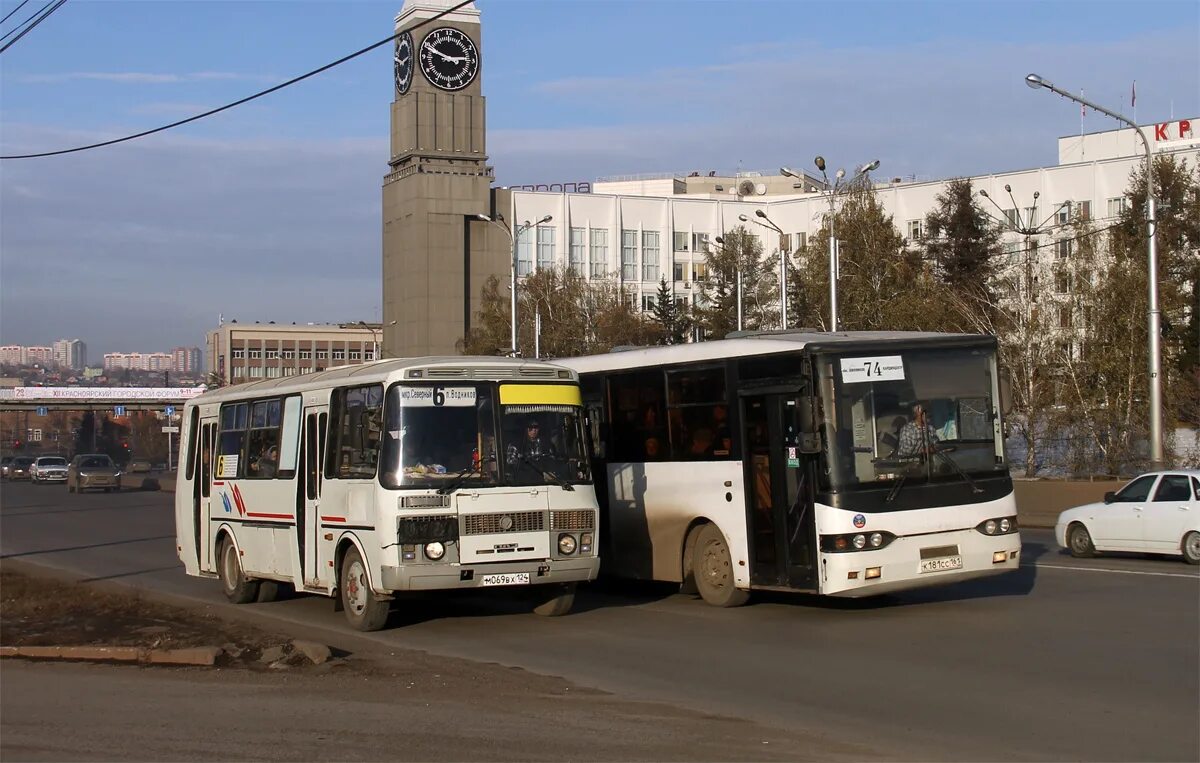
475, 212, 552, 355
356, 321, 380, 361
739, 211, 789, 329
713, 235, 742, 331
1024, 73, 1163, 467
783, 159, 879, 332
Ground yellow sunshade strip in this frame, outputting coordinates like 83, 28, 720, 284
499, 383, 582, 406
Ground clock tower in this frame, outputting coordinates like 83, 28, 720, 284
382, 0, 505, 357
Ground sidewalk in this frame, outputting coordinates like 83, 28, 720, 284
141, 473, 1109, 528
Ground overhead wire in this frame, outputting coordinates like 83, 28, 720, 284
1, 0, 33, 28
0, 0, 66, 53
0, 0, 49, 43
0, 0, 471, 160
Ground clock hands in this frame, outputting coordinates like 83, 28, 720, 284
423, 41, 467, 64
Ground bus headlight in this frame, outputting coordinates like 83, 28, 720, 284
999, 518, 1012, 533
984, 520, 998, 535
852, 534, 867, 550
580, 533, 593, 553
558, 533, 577, 555
870, 533, 883, 548
975, 517, 1018, 536
424, 542, 446, 561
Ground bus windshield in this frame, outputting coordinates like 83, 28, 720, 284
380, 382, 591, 489
499, 401, 591, 487
381, 384, 499, 489
817, 346, 1005, 491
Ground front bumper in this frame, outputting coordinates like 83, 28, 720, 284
35, 472, 67, 482
79, 474, 119, 488
380, 555, 600, 592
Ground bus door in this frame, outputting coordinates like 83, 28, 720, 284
197, 417, 217, 571
740, 391, 817, 590
300, 405, 329, 589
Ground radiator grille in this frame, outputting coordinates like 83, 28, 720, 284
397, 515, 458, 544
400, 494, 451, 509
551, 510, 594, 530
462, 511, 544, 535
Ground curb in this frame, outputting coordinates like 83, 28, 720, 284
0, 644, 222, 666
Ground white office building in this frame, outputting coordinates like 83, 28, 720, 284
502, 118, 1198, 313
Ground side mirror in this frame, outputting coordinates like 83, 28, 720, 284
796, 397, 822, 454
998, 371, 1014, 417
1103, 491, 1116, 504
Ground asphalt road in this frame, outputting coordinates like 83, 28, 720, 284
2, 481, 1197, 762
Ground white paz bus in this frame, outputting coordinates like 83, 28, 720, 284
562, 330, 1020, 607
175, 357, 599, 630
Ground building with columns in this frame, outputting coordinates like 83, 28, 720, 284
380, 2, 1197, 356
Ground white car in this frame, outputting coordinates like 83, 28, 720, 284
1055, 470, 1200, 564
30, 456, 69, 484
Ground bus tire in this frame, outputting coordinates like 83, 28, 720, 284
693, 523, 749, 608
218, 536, 261, 604
531, 582, 576, 617
339, 547, 389, 631
1067, 523, 1095, 558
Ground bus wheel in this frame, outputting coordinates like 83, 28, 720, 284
531, 582, 576, 617
218, 537, 261, 604
693, 523, 749, 608
1067, 523, 1095, 558
339, 547, 389, 631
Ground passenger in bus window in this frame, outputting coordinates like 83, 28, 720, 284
643, 436, 662, 460
687, 428, 715, 458
250, 445, 278, 478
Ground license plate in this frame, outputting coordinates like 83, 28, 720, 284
919, 556, 963, 573
480, 573, 530, 587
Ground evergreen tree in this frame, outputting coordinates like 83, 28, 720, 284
921, 177, 1004, 315
651, 277, 689, 345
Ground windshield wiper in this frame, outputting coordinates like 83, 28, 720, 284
436, 464, 483, 495
932, 447, 983, 494
885, 472, 908, 503
514, 451, 574, 491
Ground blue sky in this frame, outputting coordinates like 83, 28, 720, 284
2, 0, 1197, 359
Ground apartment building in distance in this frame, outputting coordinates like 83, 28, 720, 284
1, 345, 54, 366
103, 346, 203, 373
205, 322, 381, 386
52, 339, 87, 369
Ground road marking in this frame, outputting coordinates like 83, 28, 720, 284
1025, 562, 1199, 579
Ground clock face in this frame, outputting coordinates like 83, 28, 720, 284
419, 27, 479, 92
394, 31, 413, 96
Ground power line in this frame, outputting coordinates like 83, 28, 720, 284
0, 0, 49, 43
0, 0, 32, 28
0, 0, 472, 160
0, 0, 66, 53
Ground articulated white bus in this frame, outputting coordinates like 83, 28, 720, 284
175, 357, 599, 630
561, 330, 1020, 606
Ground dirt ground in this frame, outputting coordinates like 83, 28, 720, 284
0, 568, 331, 669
